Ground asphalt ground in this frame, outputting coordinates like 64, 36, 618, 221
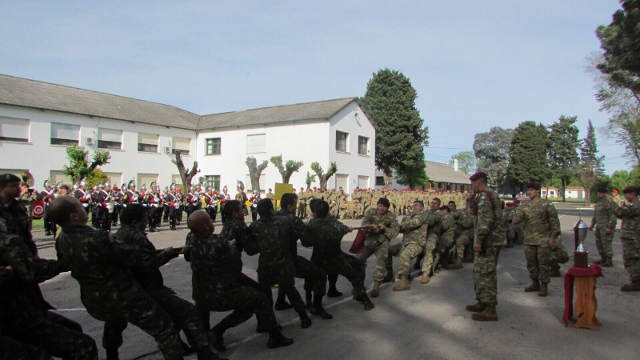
32, 202, 640, 359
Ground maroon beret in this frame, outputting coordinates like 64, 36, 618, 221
526, 182, 541, 190
469, 172, 487, 181
623, 185, 639, 194
377, 198, 390, 207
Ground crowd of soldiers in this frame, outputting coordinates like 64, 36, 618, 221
1, 170, 640, 359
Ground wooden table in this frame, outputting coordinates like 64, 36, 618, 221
563, 264, 603, 330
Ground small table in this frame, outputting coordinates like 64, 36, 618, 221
563, 264, 604, 330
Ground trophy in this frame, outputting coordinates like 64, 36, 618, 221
573, 214, 589, 268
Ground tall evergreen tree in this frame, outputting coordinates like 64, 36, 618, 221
473, 127, 514, 186
576, 120, 605, 204
548, 115, 580, 202
360, 68, 429, 188
508, 121, 549, 189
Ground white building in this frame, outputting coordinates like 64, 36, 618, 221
374, 161, 470, 192
0, 74, 376, 195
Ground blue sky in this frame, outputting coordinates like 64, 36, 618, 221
0, 0, 629, 174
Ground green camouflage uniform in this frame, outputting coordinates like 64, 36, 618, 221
453, 208, 474, 261
0, 195, 37, 255
612, 201, 640, 283
515, 199, 560, 283
549, 235, 570, 271
359, 207, 400, 282
0, 335, 50, 360
590, 198, 617, 260
56, 225, 183, 359
472, 187, 505, 307
1, 233, 97, 360
420, 209, 444, 274
386, 212, 427, 276
434, 213, 455, 266
18, 191, 40, 232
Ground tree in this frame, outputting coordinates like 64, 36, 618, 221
473, 127, 514, 187
63, 144, 111, 184
245, 157, 268, 195
507, 121, 549, 189
171, 151, 199, 193
270, 155, 303, 184
448, 151, 476, 175
360, 68, 429, 187
547, 115, 580, 202
575, 120, 605, 204
396, 163, 428, 189
611, 168, 640, 192
85, 169, 109, 189
310, 162, 338, 190
305, 171, 316, 189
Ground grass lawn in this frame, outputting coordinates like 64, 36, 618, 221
32, 217, 44, 230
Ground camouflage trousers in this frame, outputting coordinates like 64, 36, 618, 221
5, 311, 97, 360
421, 234, 439, 274
506, 223, 516, 245
259, 263, 306, 315
473, 245, 499, 307
386, 242, 424, 276
313, 255, 367, 296
0, 336, 50, 360
455, 233, 472, 260
359, 240, 390, 282
549, 243, 570, 271
525, 243, 552, 283
434, 236, 454, 266
103, 287, 209, 352
621, 235, 640, 283
594, 227, 614, 260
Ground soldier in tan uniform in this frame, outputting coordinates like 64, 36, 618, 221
589, 188, 617, 267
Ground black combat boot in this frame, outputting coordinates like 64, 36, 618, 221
105, 347, 119, 360
267, 330, 294, 349
361, 293, 375, 310
309, 295, 333, 319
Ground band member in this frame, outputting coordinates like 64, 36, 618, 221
163, 184, 180, 230
203, 187, 218, 222
144, 182, 161, 232
40, 180, 55, 236
96, 182, 112, 231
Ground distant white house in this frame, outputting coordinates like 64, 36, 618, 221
0, 74, 376, 194
374, 161, 470, 192
541, 185, 585, 199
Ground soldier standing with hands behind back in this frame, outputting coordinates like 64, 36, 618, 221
589, 188, 617, 267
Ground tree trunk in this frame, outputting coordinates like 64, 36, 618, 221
246, 157, 268, 196
172, 151, 198, 192
561, 178, 566, 202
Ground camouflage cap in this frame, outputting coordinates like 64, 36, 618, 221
0, 173, 21, 186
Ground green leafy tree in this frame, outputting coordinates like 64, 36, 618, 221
270, 155, 303, 184
448, 151, 476, 175
575, 120, 605, 204
473, 127, 514, 186
63, 144, 111, 184
310, 162, 338, 190
360, 68, 429, 188
548, 115, 580, 202
508, 121, 549, 189
305, 171, 316, 189
246, 157, 268, 195
85, 169, 109, 189
611, 168, 640, 192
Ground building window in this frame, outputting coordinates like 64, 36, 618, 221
336, 131, 348, 152
206, 138, 221, 155
206, 175, 221, 192
376, 176, 385, 186
358, 136, 369, 156
0, 116, 29, 143
98, 128, 122, 149
51, 123, 80, 146
172, 137, 191, 155
246, 134, 266, 154
138, 133, 158, 152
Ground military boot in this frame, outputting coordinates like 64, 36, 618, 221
602, 258, 613, 267
361, 293, 375, 310
550, 268, 561, 277
524, 279, 540, 292
309, 295, 333, 320
472, 305, 498, 321
420, 273, 430, 284
465, 301, 487, 313
449, 259, 463, 270
392, 274, 410, 291
370, 281, 381, 297
621, 281, 640, 291
538, 282, 548, 297
106, 347, 119, 360
196, 346, 219, 360
267, 331, 294, 349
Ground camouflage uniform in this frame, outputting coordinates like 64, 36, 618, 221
453, 208, 474, 262
18, 190, 40, 232
549, 235, 570, 272
0, 335, 50, 360
503, 208, 516, 247
418, 209, 443, 275
359, 207, 400, 282
1, 233, 97, 360
612, 201, 640, 284
0, 195, 37, 255
515, 199, 560, 283
56, 225, 183, 360
386, 212, 427, 276
590, 197, 617, 262
103, 226, 210, 355
433, 213, 455, 267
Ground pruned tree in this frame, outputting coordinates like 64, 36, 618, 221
507, 121, 549, 190
473, 127, 514, 187
63, 144, 111, 183
246, 157, 268, 195
548, 115, 580, 202
85, 169, 109, 189
305, 171, 316, 189
270, 155, 303, 183
311, 162, 338, 190
172, 151, 199, 192
575, 120, 605, 204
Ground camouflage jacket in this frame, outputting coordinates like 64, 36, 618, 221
452, 208, 474, 238
185, 232, 238, 300
398, 212, 428, 247
440, 213, 455, 245
114, 225, 178, 291
612, 201, 640, 240
274, 209, 312, 256
591, 198, 617, 230
218, 218, 251, 274
472, 187, 506, 247
247, 216, 295, 272
423, 209, 443, 241
306, 217, 350, 270
515, 198, 560, 246
361, 207, 400, 244
0, 195, 36, 256
0, 233, 60, 332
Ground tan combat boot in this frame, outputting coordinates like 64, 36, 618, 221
472, 305, 498, 321
465, 301, 486, 313
420, 273, 430, 284
392, 275, 410, 291
449, 259, 463, 270
538, 282, 548, 297
524, 279, 540, 292
621, 282, 640, 291
370, 281, 381, 297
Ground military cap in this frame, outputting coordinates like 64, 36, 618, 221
596, 188, 607, 193
525, 182, 541, 190
623, 185, 638, 194
469, 172, 487, 181
0, 173, 21, 186
377, 198, 390, 207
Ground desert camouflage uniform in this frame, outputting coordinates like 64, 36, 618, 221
386, 211, 427, 276
359, 207, 400, 282
590, 197, 617, 261
433, 213, 455, 266
419, 209, 444, 275
612, 201, 640, 283
453, 208, 474, 261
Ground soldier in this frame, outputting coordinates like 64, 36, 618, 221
144, 183, 161, 232
610, 185, 640, 291
503, 202, 517, 248
235, 181, 248, 216
111, 185, 123, 227
449, 201, 474, 269
203, 188, 218, 223
19, 181, 40, 232
102, 204, 217, 360
96, 182, 112, 231
413, 198, 444, 285
186, 187, 200, 219
0, 335, 51, 360
266, 188, 275, 201
514, 182, 560, 297
90, 185, 99, 228
164, 184, 179, 230
73, 181, 91, 214
465, 172, 505, 321
306, 200, 375, 309
50, 196, 185, 359
386, 200, 427, 291
589, 188, 617, 267
297, 187, 306, 219
219, 185, 230, 224
0, 173, 37, 255
339, 198, 349, 219
359, 198, 400, 297
549, 234, 570, 277
433, 205, 455, 272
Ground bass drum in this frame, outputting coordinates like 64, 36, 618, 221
32, 200, 45, 220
